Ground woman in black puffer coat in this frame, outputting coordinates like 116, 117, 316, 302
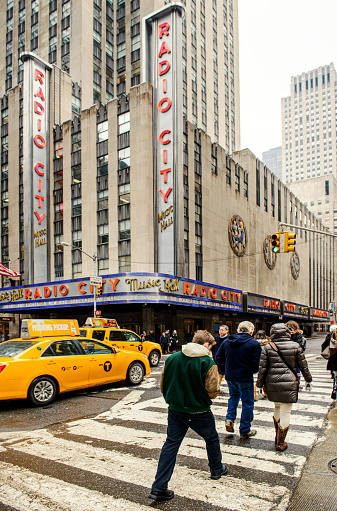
256, 323, 312, 451
321, 324, 337, 399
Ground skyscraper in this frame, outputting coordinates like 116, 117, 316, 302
281, 63, 337, 231
1, 0, 240, 153
262, 146, 282, 181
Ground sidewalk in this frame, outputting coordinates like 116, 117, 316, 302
287, 333, 337, 511
287, 405, 337, 511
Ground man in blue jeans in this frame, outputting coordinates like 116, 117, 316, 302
216, 321, 261, 439
149, 330, 227, 503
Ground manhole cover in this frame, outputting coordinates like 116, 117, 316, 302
328, 458, 337, 474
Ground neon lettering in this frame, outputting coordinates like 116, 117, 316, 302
35, 195, 45, 208
34, 134, 46, 148
159, 60, 170, 76
159, 130, 171, 145
78, 283, 86, 294
34, 211, 46, 225
160, 168, 171, 184
158, 40, 171, 58
184, 282, 190, 295
158, 97, 171, 113
158, 22, 170, 38
35, 163, 45, 176
34, 101, 45, 115
159, 187, 172, 203
34, 87, 45, 101
35, 69, 44, 84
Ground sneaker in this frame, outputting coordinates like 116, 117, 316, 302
240, 429, 257, 439
331, 391, 336, 400
148, 490, 174, 502
210, 465, 228, 480
225, 420, 234, 433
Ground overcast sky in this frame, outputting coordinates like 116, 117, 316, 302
238, 0, 337, 160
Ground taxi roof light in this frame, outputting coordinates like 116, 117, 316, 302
84, 317, 119, 328
21, 319, 80, 339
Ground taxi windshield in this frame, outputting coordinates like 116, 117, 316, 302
79, 330, 87, 337
0, 341, 35, 357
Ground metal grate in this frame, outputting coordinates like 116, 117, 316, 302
328, 458, 337, 474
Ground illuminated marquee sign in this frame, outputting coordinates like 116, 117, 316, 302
246, 293, 282, 315
310, 307, 329, 321
283, 301, 309, 319
22, 53, 52, 284
143, 3, 184, 275
0, 273, 242, 313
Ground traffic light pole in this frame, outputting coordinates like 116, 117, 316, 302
279, 222, 337, 238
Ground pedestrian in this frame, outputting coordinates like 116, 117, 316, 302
140, 330, 147, 341
285, 320, 307, 389
160, 330, 170, 354
170, 330, 178, 352
256, 323, 312, 451
149, 330, 227, 503
148, 330, 155, 342
216, 321, 261, 439
253, 330, 271, 400
321, 324, 337, 399
211, 324, 229, 384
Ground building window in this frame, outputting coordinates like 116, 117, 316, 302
118, 112, 130, 134
119, 219, 130, 241
97, 120, 108, 142
118, 183, 130, 205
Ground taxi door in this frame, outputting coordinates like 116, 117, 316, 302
122, 331, 144, 354
40, 339, 89, 390
77, 340, 125, 385
108, 330, 127, 350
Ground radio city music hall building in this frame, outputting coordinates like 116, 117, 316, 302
0, 1, 333, 340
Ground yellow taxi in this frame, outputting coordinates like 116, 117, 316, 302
0, 319, 151, 406
80, 318, 162, 367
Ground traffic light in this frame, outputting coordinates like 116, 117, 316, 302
284, 232, 296, 252
271, 233, 281, 253
97, 285, 102, 296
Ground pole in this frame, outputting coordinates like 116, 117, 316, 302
93, 252, 97, 317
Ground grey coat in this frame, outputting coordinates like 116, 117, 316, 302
256, 323, 312, 403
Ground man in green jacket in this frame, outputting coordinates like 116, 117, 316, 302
149, 330, 227, 503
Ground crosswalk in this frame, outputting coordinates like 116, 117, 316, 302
0, 355, 333, 511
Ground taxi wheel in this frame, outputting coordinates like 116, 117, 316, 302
28, 376, 58, 406
148, 350, 160, 367
126, 362, 145, 386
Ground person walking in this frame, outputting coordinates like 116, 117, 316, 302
216, 321, 261, 439
148, 330, 155, 342
160, 330, 170, 354
321, 324, 337, 399
170, 330, 178, 352
285, 320, 307, 390
149, 330, 227, 503
211, 325, 229, 385
140, 330, 147, 341
256, 323, 312, 451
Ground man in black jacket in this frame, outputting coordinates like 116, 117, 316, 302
216, 321, 261, 439
211, 325, 229, 384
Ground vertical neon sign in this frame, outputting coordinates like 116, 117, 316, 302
143, 3, 184, 275
22, 53, 52, 284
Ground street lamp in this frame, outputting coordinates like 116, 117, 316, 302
60, 242, 99, 316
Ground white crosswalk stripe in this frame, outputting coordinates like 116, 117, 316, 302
0, 356, 333, 511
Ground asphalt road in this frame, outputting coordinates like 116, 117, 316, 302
0, 333, 333, 511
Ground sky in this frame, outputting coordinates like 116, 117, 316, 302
238, 0, 337, 160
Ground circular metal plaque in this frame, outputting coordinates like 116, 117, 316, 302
290, 252, 300, 280
263, 235, 277, 270
228, 215, 247, 257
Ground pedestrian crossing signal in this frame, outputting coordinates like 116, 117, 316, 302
97, 286, 103, 296
284, 232, 296, 252
271, 233, 281, 253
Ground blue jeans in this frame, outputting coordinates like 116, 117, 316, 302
151, 409, 223, 491
226, 381, 255, 435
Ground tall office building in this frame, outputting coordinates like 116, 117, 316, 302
262, 146, 282, 181
1, 0, 240, 153
281, 63, 337, 232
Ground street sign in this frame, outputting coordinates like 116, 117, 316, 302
90, 276, 102, 286
95, 310, 101, 316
